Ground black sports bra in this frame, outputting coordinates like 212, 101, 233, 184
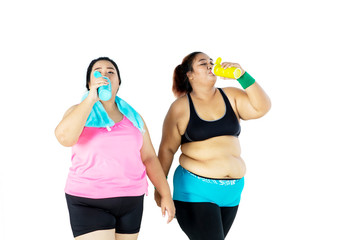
181, 88, 241, 144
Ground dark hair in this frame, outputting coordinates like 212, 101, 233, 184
172, 51, 203, 98
86, 57, 121, 90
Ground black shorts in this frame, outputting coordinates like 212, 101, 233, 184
65, 193, 144, 238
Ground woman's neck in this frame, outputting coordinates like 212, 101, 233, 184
190, 86, 217, 101
101, 99, 118, 112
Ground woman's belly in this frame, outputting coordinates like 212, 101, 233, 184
179, 136, 246, 179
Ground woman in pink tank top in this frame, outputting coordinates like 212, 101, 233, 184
55, 57, 175, 240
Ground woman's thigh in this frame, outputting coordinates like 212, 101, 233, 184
174, 200, 225, 240
115, 233, 139, 240
75, 229, 116, 240
220, 206, 239, 238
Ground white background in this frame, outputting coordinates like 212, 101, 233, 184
1, 0, 359, 239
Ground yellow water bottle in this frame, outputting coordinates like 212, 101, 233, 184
212, 57, 242, 79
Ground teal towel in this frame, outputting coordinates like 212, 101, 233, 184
81, 92, 145, 133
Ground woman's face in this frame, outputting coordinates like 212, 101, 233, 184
90, 60, 120, 94
187, 53, 216, 84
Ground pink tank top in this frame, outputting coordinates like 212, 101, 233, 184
65, 116, 148, 198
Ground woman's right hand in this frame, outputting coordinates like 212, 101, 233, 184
88, 75, 109, 102
154, 189, 161, 207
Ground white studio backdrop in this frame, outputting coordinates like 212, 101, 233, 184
1, 0, 359, 239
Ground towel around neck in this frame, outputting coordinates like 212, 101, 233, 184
81, 92, 145, 133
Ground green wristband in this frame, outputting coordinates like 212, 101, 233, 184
237, 72, 255, 89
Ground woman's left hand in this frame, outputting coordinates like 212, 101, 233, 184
160, 194, 176, 223
220, 62, 245, 80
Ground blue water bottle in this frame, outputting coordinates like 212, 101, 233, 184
94, 71, 112, 101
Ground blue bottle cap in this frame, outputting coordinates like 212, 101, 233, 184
94, 71, 102, 78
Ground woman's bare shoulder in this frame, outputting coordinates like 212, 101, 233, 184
168, 94, 189, 117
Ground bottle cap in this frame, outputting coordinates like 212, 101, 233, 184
212, 57, 222, 76
215, 57, 222, 65
94, 71, 102, 78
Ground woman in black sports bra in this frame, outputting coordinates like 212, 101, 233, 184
155, 52, 271, 240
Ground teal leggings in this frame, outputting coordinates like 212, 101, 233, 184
173, 165, 245, 239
